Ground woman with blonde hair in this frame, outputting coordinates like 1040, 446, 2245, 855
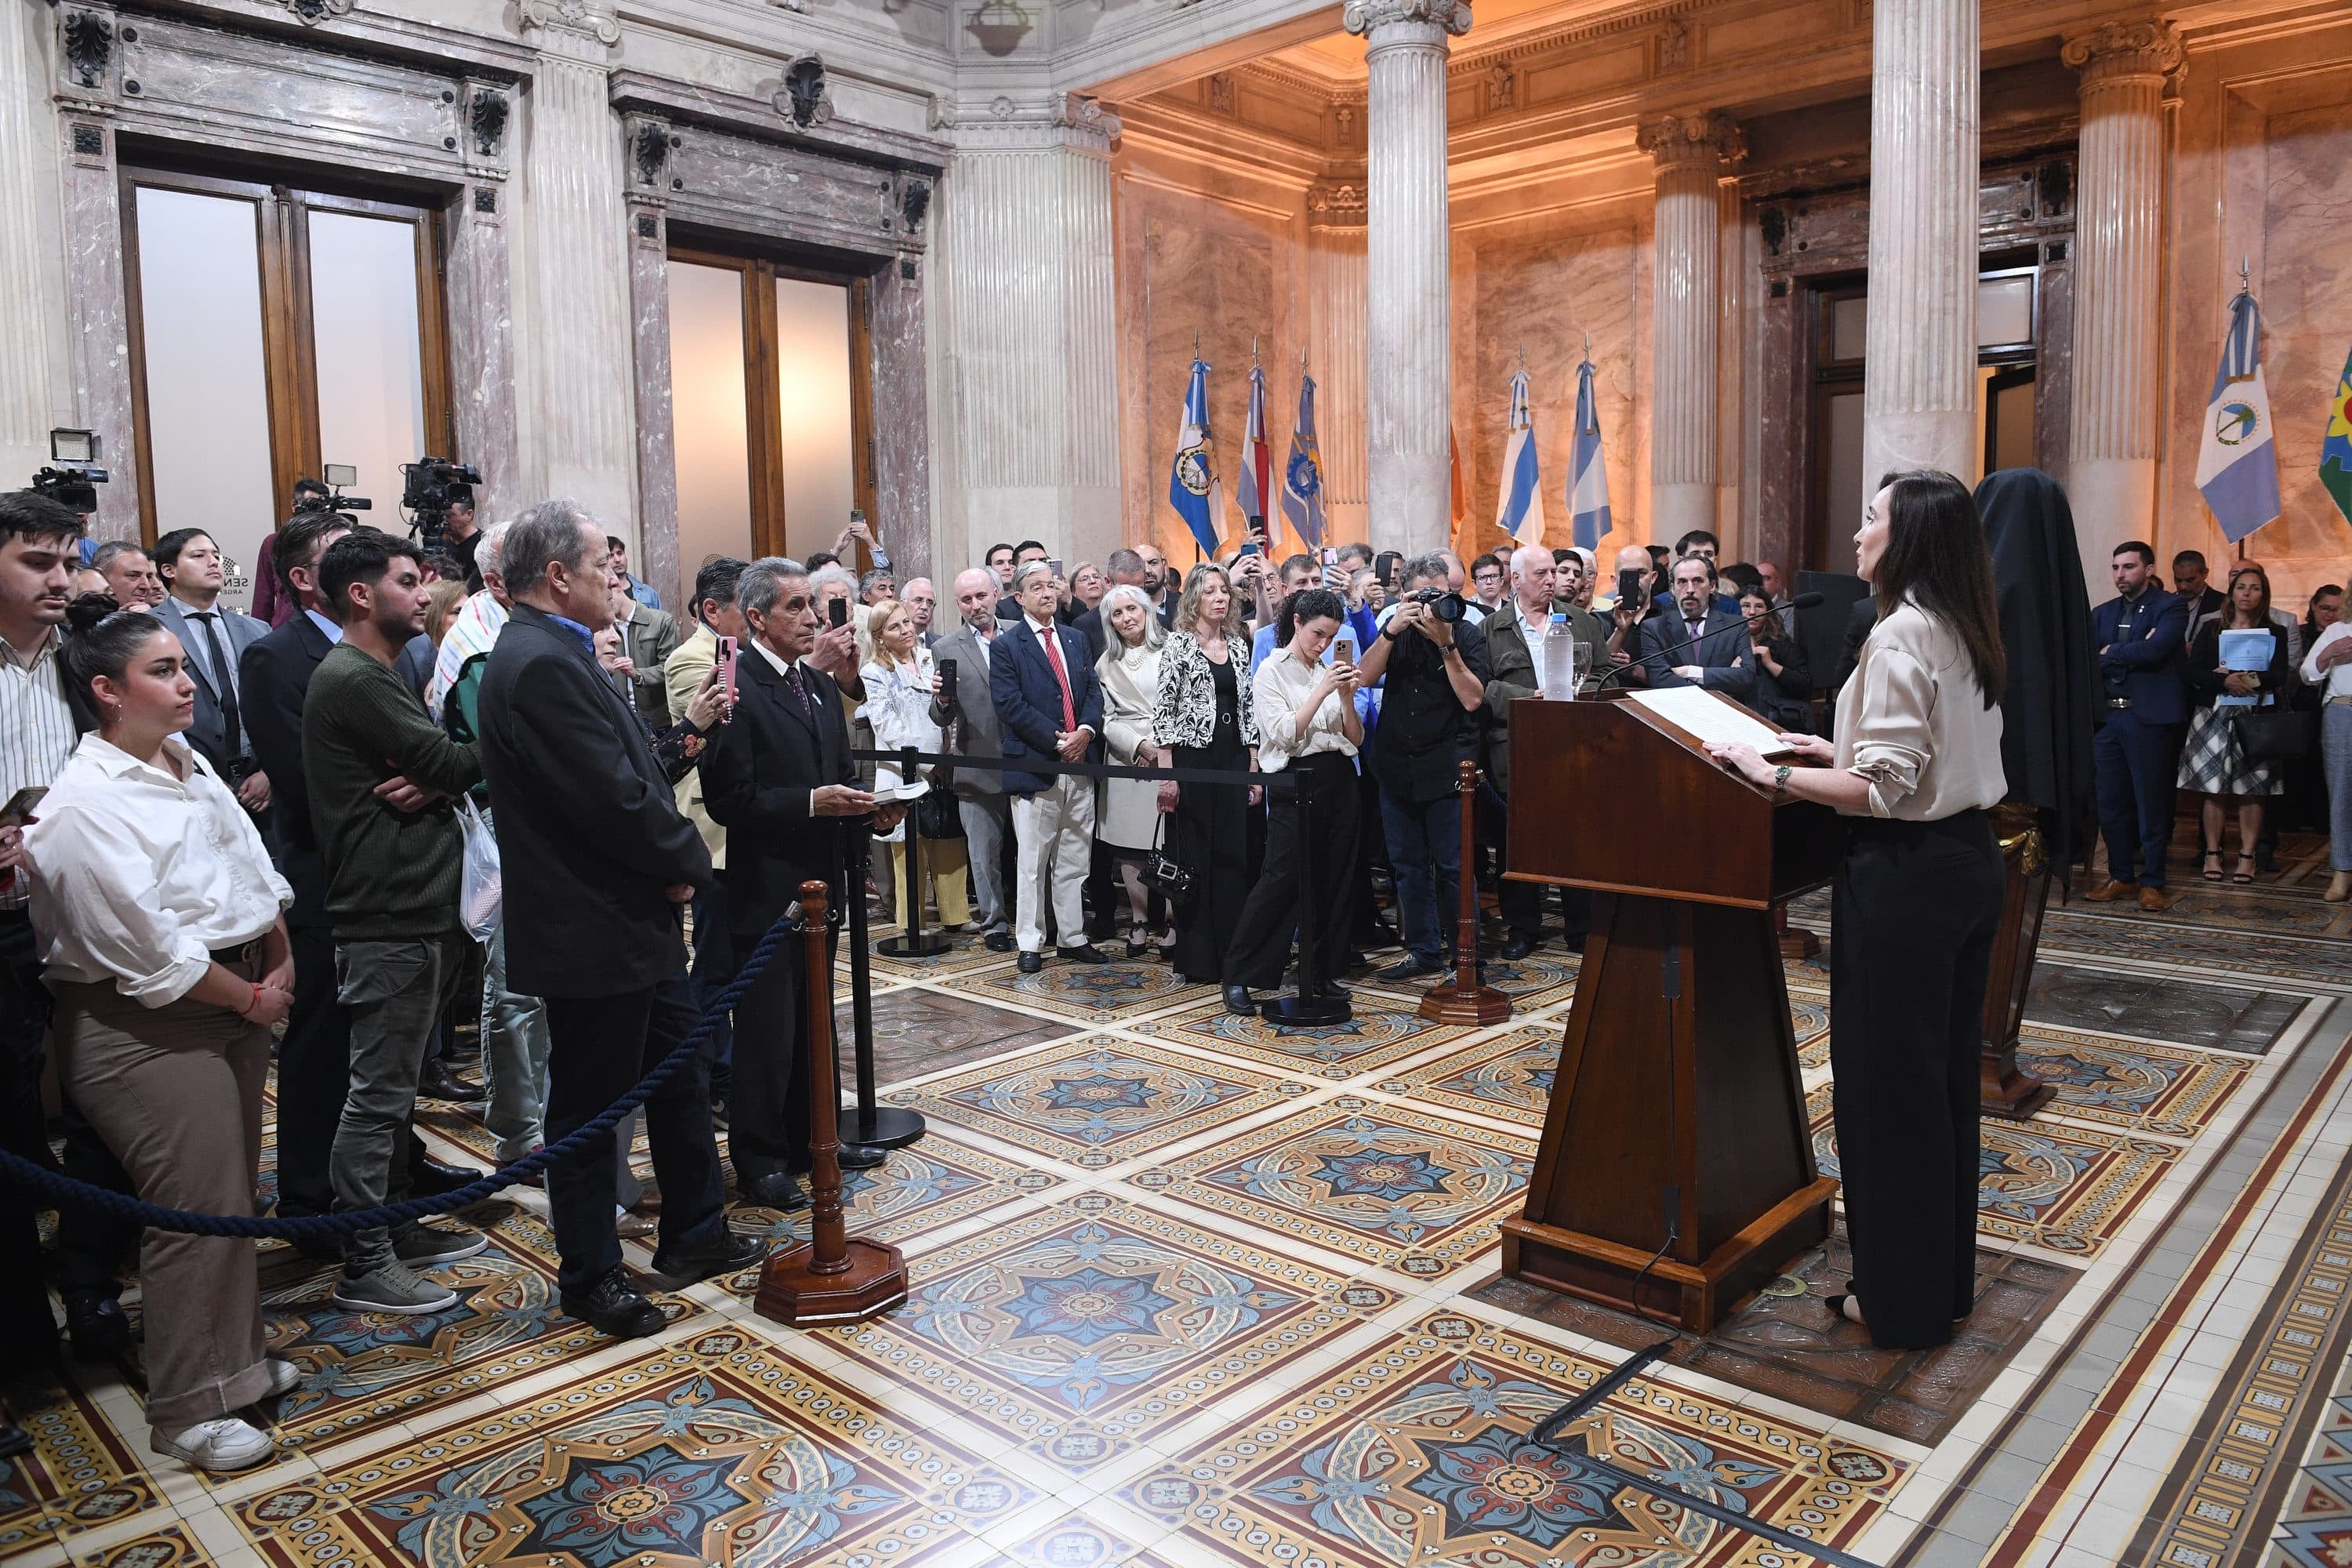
1152, 563, 1261, 984
2180, 564, 2292, 884
1096, 583, 1172, 958
858, 598, 972, 927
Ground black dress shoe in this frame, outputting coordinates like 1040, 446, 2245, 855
1018, 951, 1044, 974
739, 1171, 810, 1212
418, 1064, 486, 1103
1058, 943, 1112, 965
411, 1156, 490, 1196
66, 1297, 130, 1362
651, 1230, 768, 1283
0, 1423, 30, 1461
1224, 984, 1256, 1016
559, 1266, 668, 1338
1380, 956, 1443, 982
789, 1142, 888, 1174
985, 931, 1015, 952
1501, 931, 1539, 960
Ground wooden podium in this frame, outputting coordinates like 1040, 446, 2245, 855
1497, 692, 1842, 1332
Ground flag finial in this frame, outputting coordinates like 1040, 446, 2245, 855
1251, 335, 1259, 365
2241, 256, 2252, 292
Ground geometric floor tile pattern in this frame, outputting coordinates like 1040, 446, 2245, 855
13, 825, 2352, 1568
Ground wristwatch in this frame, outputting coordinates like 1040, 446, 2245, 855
1772, 764, 1791, 796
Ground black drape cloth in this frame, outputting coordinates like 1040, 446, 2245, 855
1975, 468, 2100, 872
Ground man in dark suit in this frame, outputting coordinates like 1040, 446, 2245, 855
992, 560, 1107, 973
151, 528, 270, 810
477, 499, 757, 1338
701, 556, 898, 1210
2171, 550, 2227, 638
931, 567, 1016, 949
1639, 555, 1756, 698
2088, 539, 2190, 909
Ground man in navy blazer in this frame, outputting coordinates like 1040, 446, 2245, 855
151, 528, 270, 806
990, 559, 1108, 972
1639, 556, 1756, 699
2086, 539, 2190, 908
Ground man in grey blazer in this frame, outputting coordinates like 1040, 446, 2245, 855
1639, 555, 1755, 699
152, 527, 273, 810
929, 567, 1016, 949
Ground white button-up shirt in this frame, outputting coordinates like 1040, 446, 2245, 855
0, 627, 78, 912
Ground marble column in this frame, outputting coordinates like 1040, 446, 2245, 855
1860, 0, 1979, 491
1639, 114, 1743, 543
1307, 180, 1369, 547
2063, 18, 2181, 577
935, 96, 1120, 570
1346, 0, 1466, 561
0, 2, 58, 485
516, 0, 637, 534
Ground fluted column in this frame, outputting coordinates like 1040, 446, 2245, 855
1348, 0, 1466, 560
0, 2, 58, 485
1640, 114, 1743, 542
517, 0, 637, 531
935, 96, 1121, 568
1860, 0, 1980, 491
2064, 18, 2181, 575
1308, 180, 1369, 546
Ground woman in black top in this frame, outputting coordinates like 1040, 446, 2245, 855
2177, 564, 2291, 883
1152, 564, 1262, 985
1738, 587, 1812, 731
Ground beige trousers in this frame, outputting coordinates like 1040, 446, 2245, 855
52, 971, 272, 1430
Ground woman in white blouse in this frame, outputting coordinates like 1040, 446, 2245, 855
1709, 470, 2008, 1352
25, 599, 298, 1473
1095, 585, 1171, 959
858, 599, 971, 928
1221, 589, 1363, 1015
2303, 610, 2352, 902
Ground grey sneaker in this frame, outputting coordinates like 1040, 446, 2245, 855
393, 1224, 490, 1268
329, 1260, 459, 1316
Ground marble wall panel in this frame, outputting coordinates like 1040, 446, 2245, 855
2250, 99, 2352, 572
1137, 211, 1279, 566
666, 127, 905, 256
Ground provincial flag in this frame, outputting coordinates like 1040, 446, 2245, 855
1280, 373, 1327, 549
1568, 350, 1613, 550
1494, 368, 1544, 542
1449, 426, 1467, 535
1168, 357, 1221, 557
1236, 361, 1272, 540
2321, 343, 2352, 528
2194, 285, 2281, 545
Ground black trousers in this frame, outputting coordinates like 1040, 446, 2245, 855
1228, 754, 1359, 992
541, 969, 728, 1295
1830, 810, 2003, 1349
690, 883, 736, 1083
728, 927, 839, 1181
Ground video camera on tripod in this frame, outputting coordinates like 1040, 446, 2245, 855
401, 456, 481, 554
295, 462, 373, 519
31, 428, 108, 515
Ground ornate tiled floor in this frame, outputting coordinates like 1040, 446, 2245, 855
8, 829, 2352, 1568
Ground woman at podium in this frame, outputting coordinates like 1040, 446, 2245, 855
1709, 469, 2008, 1349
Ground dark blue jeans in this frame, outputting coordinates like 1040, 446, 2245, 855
1378, 789, 1462, 964
2093, 709, 2183, 887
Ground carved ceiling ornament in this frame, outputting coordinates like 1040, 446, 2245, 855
1655, 16, 1690, 70
62, 10, 111, 88
631, 120, 672, 186
517, 0, 620, 48
1341, 0, 1470, 41
902, 178, 931, 232
780, 54, 833, 127
286, 0, 354, 23
1306, 180, 1368, 228
1483, 59, 1513, 110
1635, 110, 1744, 171
2060, 16, 2185, 84
470, 89, 510, 158
1207, 72, 1235, 115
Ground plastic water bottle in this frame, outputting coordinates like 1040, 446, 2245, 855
1541, 612, 1578, 700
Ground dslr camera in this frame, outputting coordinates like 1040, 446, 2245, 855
401, 456, 481, 554
1406, 586, 1468, 624
31, 428, 107, 514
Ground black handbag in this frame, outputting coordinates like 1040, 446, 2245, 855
2233, 706, 2316, 761
1138, 815, 1196, 908
916, 699, 967, 840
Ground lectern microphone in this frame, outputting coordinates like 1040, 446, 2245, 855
1593, 591, 1826, 689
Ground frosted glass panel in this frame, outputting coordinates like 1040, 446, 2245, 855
774, 276, 855, 566
1829, 295, 1868, 362
667, 261, 753, 576
1825, 391, 1864, 576
307, 211, 426, 516
1978, 274, 2034, 347
134, 187, 275, 612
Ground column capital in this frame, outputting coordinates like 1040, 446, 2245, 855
2060, 17, 2183, 84
1307, 180, 1368, 229
932, 92, 1120, 155
1636, 112, 1745, 173
517, 0, 619, 55
1343, 0, 1470, 42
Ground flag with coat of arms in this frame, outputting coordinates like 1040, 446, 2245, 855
1168, 357, 1223, 557
2195, 280, 2281, 544
2321, 342, 2352, 528
1494, 367, 1544, 542
1280, 372, 1327, 548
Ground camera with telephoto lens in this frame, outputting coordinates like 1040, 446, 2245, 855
31, 428, 107, 514
295, 462, 372, 517
1406, 586, 1468, 623
400, 456, 481, 554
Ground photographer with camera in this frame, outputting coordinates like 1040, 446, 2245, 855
1353, 553, 1487, 982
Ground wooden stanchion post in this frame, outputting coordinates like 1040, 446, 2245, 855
1420, 759, 1512, 1025
756, 880, 909, 1326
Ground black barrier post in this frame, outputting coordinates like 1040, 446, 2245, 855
1261, 771, 1349, 1027
843, 812, 925, 1151
877, 745, 950, 960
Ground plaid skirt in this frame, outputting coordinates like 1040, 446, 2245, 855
2176, 703, 2283, 797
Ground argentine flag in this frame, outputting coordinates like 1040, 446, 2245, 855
1568, 351, 1612, 550
1236, 362, 1272, 534
1494, 368, 1544, 542
1280, 374, 1327, 548
1169, 358, 1222, 557
2195, 285, 2281, 545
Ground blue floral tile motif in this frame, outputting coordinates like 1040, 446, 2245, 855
2010, 1026, 2249, 1137
1380, 1025, 1560, 1127
1005, 1267, 1179, 1348
1312, 1146, 1454, 1202
507, 1441, 751, 1567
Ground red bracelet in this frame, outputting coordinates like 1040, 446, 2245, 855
240, 982, 262, 1018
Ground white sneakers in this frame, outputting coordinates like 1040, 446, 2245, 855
151, 1416, 274, 1473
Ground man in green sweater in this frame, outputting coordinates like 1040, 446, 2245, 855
305, 530, 489, 1314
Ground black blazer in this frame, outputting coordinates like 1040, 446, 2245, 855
699, 645, 855, 938
476, 604, 712, 999
1639, 609, 1756, 698
238, 612, 335, 927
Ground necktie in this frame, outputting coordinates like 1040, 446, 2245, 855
190, 612, 242, 757
1040, 625, 1076, 731
783, 662, 815, 723
1686, 619, 1708, 645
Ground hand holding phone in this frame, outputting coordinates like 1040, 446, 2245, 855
0, 786, 45, 828
716, 635, 739, 714
1617, 568, 1645, 609
829, 597, 849, 629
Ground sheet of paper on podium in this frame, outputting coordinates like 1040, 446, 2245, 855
1627, 687, 1798, 757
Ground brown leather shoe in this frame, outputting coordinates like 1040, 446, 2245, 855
2137, 885, 2173, 913
2082, 878, 2140, 902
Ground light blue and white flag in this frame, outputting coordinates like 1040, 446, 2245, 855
1168, 357, 1222, 557
2195, 285, 2281, 545
1567, 350, 1612, 550
1280, 373, 1327, 549
1494, 368, 1544, 542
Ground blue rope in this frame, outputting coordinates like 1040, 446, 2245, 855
0, 911, 808, 1240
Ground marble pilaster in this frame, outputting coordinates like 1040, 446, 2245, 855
516, 0, 637, 535
1639, 112, 1742, 543
1860, 0, 1980, 491
0, 2, 58, 484
621, 142, 677, 608
868, 245, 932, 585
1348, 0, 1466, 561
934, 96, 1120, 569
2063, 18, 2181, 578
445, 83, 521, 530
51, 8, 138, 541
1307, 180, 1368, 546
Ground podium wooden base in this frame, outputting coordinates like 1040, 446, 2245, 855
1418, 980, 1513, 1025
754, 1237, 909, 1326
